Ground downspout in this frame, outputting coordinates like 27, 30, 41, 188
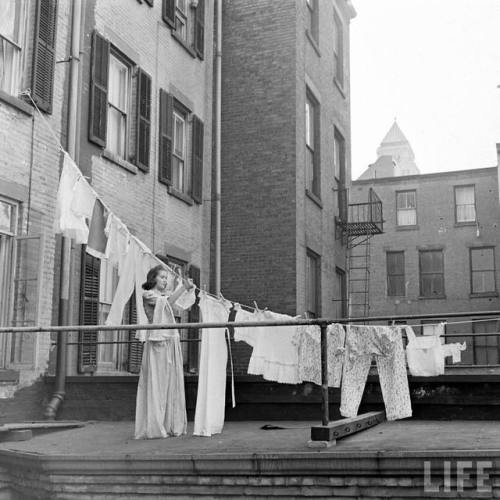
45, 0, 82, 419
215, 0, 222, 295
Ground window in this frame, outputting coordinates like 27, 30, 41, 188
305, 91, 320, 197
106, 54, 130, 159
335, 267, 347, 319
306, 0, 319, 44
386, 251, 405, 296
158, 90, 204, 203
470, 247, 496, 294
306, 250, 321, 318
473, 320, 499, 366
419, 250, 445, 298
334, 128, 347, 220
172, 108, 187, 192
0, 0, 27, 95
175, 0, 188, 40
89, 32, 152, 171
396, 190, 417, 226
333, 10, 344, 87
455, 185, 476, 223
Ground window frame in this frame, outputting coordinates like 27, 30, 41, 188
472, 319, 500, 366
396, 189, 417, 227
171, 99, 191, 195
454, 184, 476, 224
0, 0, 28, 97
419, 249, 445, 299
335, 266, 347, 319
333, 8, 344, 88
106, 50, 132, 160
470, 246, 497, 295
306, 249, 321, 318
175, 0, 188, 41
386, 251, 405, 297
306, 0, 319, 44
305, 89, 320, 199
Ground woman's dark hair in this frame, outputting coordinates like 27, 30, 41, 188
142, 265, 166, 290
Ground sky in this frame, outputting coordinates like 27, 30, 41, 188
350, 0, 500, 179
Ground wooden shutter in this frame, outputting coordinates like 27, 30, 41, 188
191, 115, 204, 204
136, 68, 152, 172
88, 31, 110, 147
127, 298, 143, 373
78, 253, 100, 373
162, 0, 176, 28
32, 0, 58, 114
158, 89, 173, 185
187, 265, 201, 372
194, 0, 205, 59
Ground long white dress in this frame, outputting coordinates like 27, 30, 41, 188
193, 292, 231, 436
134, 290, 187, 439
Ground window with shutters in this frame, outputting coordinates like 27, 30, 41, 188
306, 250, 321, 318
470, 247, 496, 295
419, 249, 445, 298
396, 190, 417, 227
107, 53, 130, 159
89, 32, 152, 171
158, 89, 204, 204
333, 9, 344, 88
305, 90, 320, 198
306, 0, 319, 45
386, 251, 405, 296
455, 185, 476, 223
79, 253, 128, 373
0, 0, 28, 96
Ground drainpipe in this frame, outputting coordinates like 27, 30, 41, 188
45, 0, 82, 419
214, 0, 222, 296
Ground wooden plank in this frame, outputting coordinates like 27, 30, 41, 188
0, 421, 85, 433
310, 411, 385, 442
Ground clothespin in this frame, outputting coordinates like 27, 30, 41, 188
304, 312, 310, 319
253, 301, 260, 312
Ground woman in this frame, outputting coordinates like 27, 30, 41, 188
134, 265, 194, 439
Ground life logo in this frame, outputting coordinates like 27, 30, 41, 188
424, 460, 494, 494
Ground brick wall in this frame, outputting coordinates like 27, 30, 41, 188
0, 0, 72, 397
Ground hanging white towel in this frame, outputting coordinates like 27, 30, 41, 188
405, 325, 445, 376
194, 292, 231, 437
233, 305, 259, 348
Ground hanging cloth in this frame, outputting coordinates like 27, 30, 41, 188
340, 325, 412, 421
104, 214, 131, 275
87, 199, 109, 259
194, 292, 231, 437
405, 325, 445, 376
54, 152, 96, 244
293, 323, 345, 387
247, 310, 301, 384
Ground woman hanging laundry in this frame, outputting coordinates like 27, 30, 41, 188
134, 265, 194, 439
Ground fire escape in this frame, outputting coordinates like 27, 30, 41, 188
336, 188, 384, 318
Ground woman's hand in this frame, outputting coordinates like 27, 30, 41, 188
183, 278, 195, 291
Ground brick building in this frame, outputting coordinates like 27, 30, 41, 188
0, 0, 72, 398
220, 0, 356, 330
351, 157, 500, 370
0, 0, 214, 409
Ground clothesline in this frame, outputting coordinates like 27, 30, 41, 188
25, 89, 258, 313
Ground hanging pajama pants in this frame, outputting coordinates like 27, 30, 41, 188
340, 325, 412, 421
194, 292, 231, 436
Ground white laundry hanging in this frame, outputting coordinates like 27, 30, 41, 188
194, 292, 231, 437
